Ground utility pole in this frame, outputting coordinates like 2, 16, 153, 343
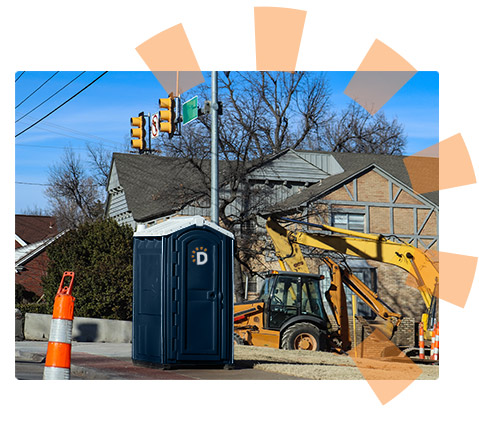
211, 71, 219, 225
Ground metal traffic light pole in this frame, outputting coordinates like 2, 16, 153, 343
211, 71, 219, 225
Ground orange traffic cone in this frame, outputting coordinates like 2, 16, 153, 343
418, 322, 425, 360
43, 272, 75, 380
433, 321, 439, 361
430, 323, 436, 360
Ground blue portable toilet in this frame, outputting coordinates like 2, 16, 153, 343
132, 216, 234, 368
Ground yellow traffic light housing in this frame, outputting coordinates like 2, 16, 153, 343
159, 98, 175, 138
130, 112, 146, 150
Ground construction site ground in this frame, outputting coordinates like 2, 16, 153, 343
235, 345, 439, 380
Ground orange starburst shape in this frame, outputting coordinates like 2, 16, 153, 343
348, 329, 423, 405
135, 8, 478, 405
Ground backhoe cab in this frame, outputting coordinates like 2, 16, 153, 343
234, 271, 332, 351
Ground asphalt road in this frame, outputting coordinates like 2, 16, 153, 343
15, 360, 85, 380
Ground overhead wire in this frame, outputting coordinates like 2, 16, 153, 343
15, 71, 59, 109
15, 181, 49, 186
15, 71, 109, 138
16, 115, 122, 148
16, 143, 106, 151
15, 71, 86, 123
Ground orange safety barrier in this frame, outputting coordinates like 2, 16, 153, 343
433, 321, 439, 361
418, 321, 425, 359
430, 323, 436, 361
43, 272, 75, 380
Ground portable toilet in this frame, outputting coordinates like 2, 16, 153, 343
132, 216, 234, 368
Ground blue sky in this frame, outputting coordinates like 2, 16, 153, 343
14, 70, 438, 214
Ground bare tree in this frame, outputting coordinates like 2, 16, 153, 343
320, 102, 406, 154
87, 143, 112, 188
154, 72, 407, 300
45, 148, 103, 229
156, 72, 332, 299
19, 205, 47, 216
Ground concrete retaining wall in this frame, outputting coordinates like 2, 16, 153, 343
23, 313, 132, 343
15, 309, 24, 341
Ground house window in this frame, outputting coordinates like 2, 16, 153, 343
332, 212, 365, 232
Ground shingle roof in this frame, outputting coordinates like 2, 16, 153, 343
111, 153, 209, 221
265, 151, 439, 215
111, 150, 438, 222
110, 150, 294, 222
15, 215, 58, 245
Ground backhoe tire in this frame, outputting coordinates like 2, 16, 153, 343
281, 323, 328, 351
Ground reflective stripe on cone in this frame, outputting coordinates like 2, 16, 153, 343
43, 366, 70, 380
49, 319, 73, 344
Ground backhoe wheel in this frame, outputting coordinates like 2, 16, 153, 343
281, 323, 327, 351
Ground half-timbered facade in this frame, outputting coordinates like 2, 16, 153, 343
266, 152, 438, 325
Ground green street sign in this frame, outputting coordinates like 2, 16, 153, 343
182, 96, 198, 125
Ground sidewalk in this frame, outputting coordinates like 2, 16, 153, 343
15, 341, 300, 380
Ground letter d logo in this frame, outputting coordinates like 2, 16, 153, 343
196, 251, 208, 265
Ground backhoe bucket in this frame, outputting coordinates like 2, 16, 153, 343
356, 316, 397, 340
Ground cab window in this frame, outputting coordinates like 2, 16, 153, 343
257, 277, 271, 302
301, 279, 326, 320
268, 277, 301, 329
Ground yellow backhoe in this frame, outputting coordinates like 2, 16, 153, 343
234, 216, 439, 352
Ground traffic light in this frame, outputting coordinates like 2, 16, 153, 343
130, 112, 146, 151
159, 97, 175, 138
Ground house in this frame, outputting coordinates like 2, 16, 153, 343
104, 149, 438, 332
267, 151, 438, 250
105, 149, 344, 230
264, 151, 438, 332
15, 215, 62, 301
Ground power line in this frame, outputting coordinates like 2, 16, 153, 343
16, 143, 94, 151
15, 115, 123, 148
32, 118, 123, 147
15, 71, 86, 123
15, 181, 49, 186
16, 143, 122, 152
15, 71, 108, 138
15, 72, 59, 109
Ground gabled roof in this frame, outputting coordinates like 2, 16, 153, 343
15, 215, 58, 245
108, 153, 223, 222
108, 150, 297, 222
15, 230, 66, 270
265, 152, 438, 215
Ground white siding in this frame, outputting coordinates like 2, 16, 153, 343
296, 151, 344, 175
248, 150, 330, 182
107, 163, 121, 191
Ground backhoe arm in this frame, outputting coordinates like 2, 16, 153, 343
266, 217, 439, 331
266, 219, 401, 348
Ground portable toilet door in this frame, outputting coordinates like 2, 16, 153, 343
166, 223, 233, 364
